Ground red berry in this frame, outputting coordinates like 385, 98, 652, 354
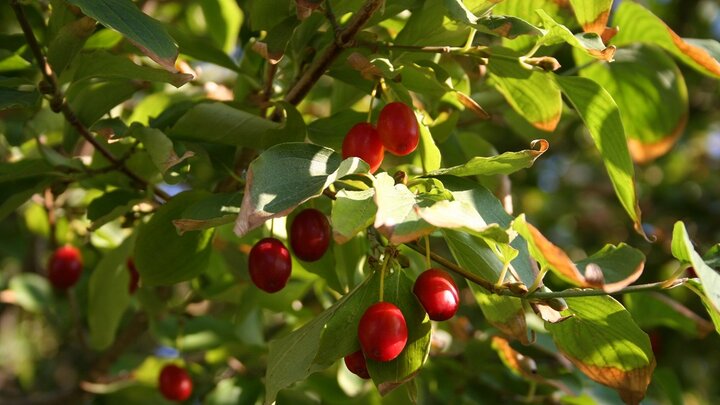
342, 122, 384, 173
47, 245, 83, 290
358, 302, 408, 362
376, 102, 419, 156
248, 237, 292, 293
344, 350, 371, 379
127, 258, 140, 294
413, 268, 459, 321
158, 364, 193, 402
290, 209, 331, 262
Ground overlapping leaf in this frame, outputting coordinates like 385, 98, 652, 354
545, 296, 656, 405
577, 46, 688, 163
568, 0, 614, 35
331, 189, 377, 244
235, 143, 368, 237
671, 221, 720, 314
555, 75, 644, 238
428, 139, 548, 177
67, 0, 180, 70
612, 2, 720, 78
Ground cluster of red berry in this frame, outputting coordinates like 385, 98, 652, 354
345, 268, 459, 379
247, 208, 331, 292
342, 102, 420, 172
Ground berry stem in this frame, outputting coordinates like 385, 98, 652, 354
378, 252, 391, 302
461, 28, 477, 52
527, 266, 549, 294
496, 262, 510, 287
368, 81, 379, 123
424, 236, 432, 268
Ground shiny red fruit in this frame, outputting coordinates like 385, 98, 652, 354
344, 350, 370, 379
47, 245, 83, 290
248, 237, 292, 293
342, 122, 384, 173
358, 302, 408, 362
413, 268, 459, 321
127, 258, 140, 294
376, 102, 419, 156
158, 364, 193, 402
290, 208, 331, 262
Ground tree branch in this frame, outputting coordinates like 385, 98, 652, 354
405, 240, 690, 300
283, 0, 384, 105
11, 0, 171, 202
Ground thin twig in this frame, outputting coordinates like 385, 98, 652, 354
283, 0, 384, 105
405, 240, 690, 299
11, 0, 171, 202
259, 63, 278, 118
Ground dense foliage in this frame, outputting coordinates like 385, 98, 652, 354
1, 0, 720, 404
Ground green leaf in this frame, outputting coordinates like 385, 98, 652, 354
512, 214, 588, 287
625, 292, 714, 338
170, 27, 240, 72
612, 2, 720, 78
671, 221, 720, 314
577, 45, 688, 163
64, 51, 192, 87
307, 110, 366, 151
126, 124, 194, 174
545, 295, 656, 404
173, 192, 242, 234
428, 139, 548, 177
46, 16, 97, 75
201, 0, 243, 53
487, 47, 562, 131
331, 189, 377, 244
0, 50, 31, 72
134, 191, 215, 286
475, 15, 544, 39
235, 143, 368, 236
468, 282, 529, 343
416, 199, 509, 243
87, 189, 145, 231
0, 160, 58, 221
418, 117, 442, 173
373, 173, 434, 244
0, 79, 40, 111
67, 0, 180, 70
66, 78, 139, 131
168, 102, 282, 148
568, 0, 613, 34
258, 16, 301, 64
9, 273, 53, 314
88, 234, 135, 350
263, 102, 307, 149
441, 176, 536, 287
685, 280, 720, 336
394, 1, 470, 48
265, 287, 354, 403
575, 243, 645, 293
554, 75, 644, 238
535, 10, 615, 61
443, 0, 479, 25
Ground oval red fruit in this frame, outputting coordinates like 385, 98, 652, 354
358, 302, 408, 362
413, 268, 459, 321
248, 237, 292, 293
342, 122, 384, 173
158, 364, 193, 402
344, 350, 370, 379
47, 245, 83, 290
290, 208, 331, 262
376, 102, 419, 156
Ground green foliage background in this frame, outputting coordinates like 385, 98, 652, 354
1, 0, 719, 404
